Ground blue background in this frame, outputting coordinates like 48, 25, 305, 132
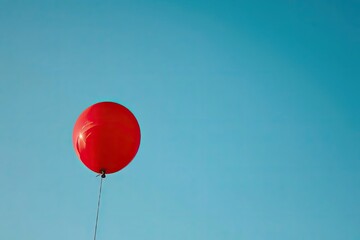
0, 0, 359, 239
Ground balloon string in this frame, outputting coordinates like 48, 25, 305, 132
94, 172, 105, 240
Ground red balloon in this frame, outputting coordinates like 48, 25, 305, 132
73, 102, 141, 174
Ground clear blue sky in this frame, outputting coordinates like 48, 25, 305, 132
0, 0, 359, 239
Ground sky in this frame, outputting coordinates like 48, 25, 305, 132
0, 0, 359, 239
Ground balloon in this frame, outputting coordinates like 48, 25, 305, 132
73, 102, 141, 174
